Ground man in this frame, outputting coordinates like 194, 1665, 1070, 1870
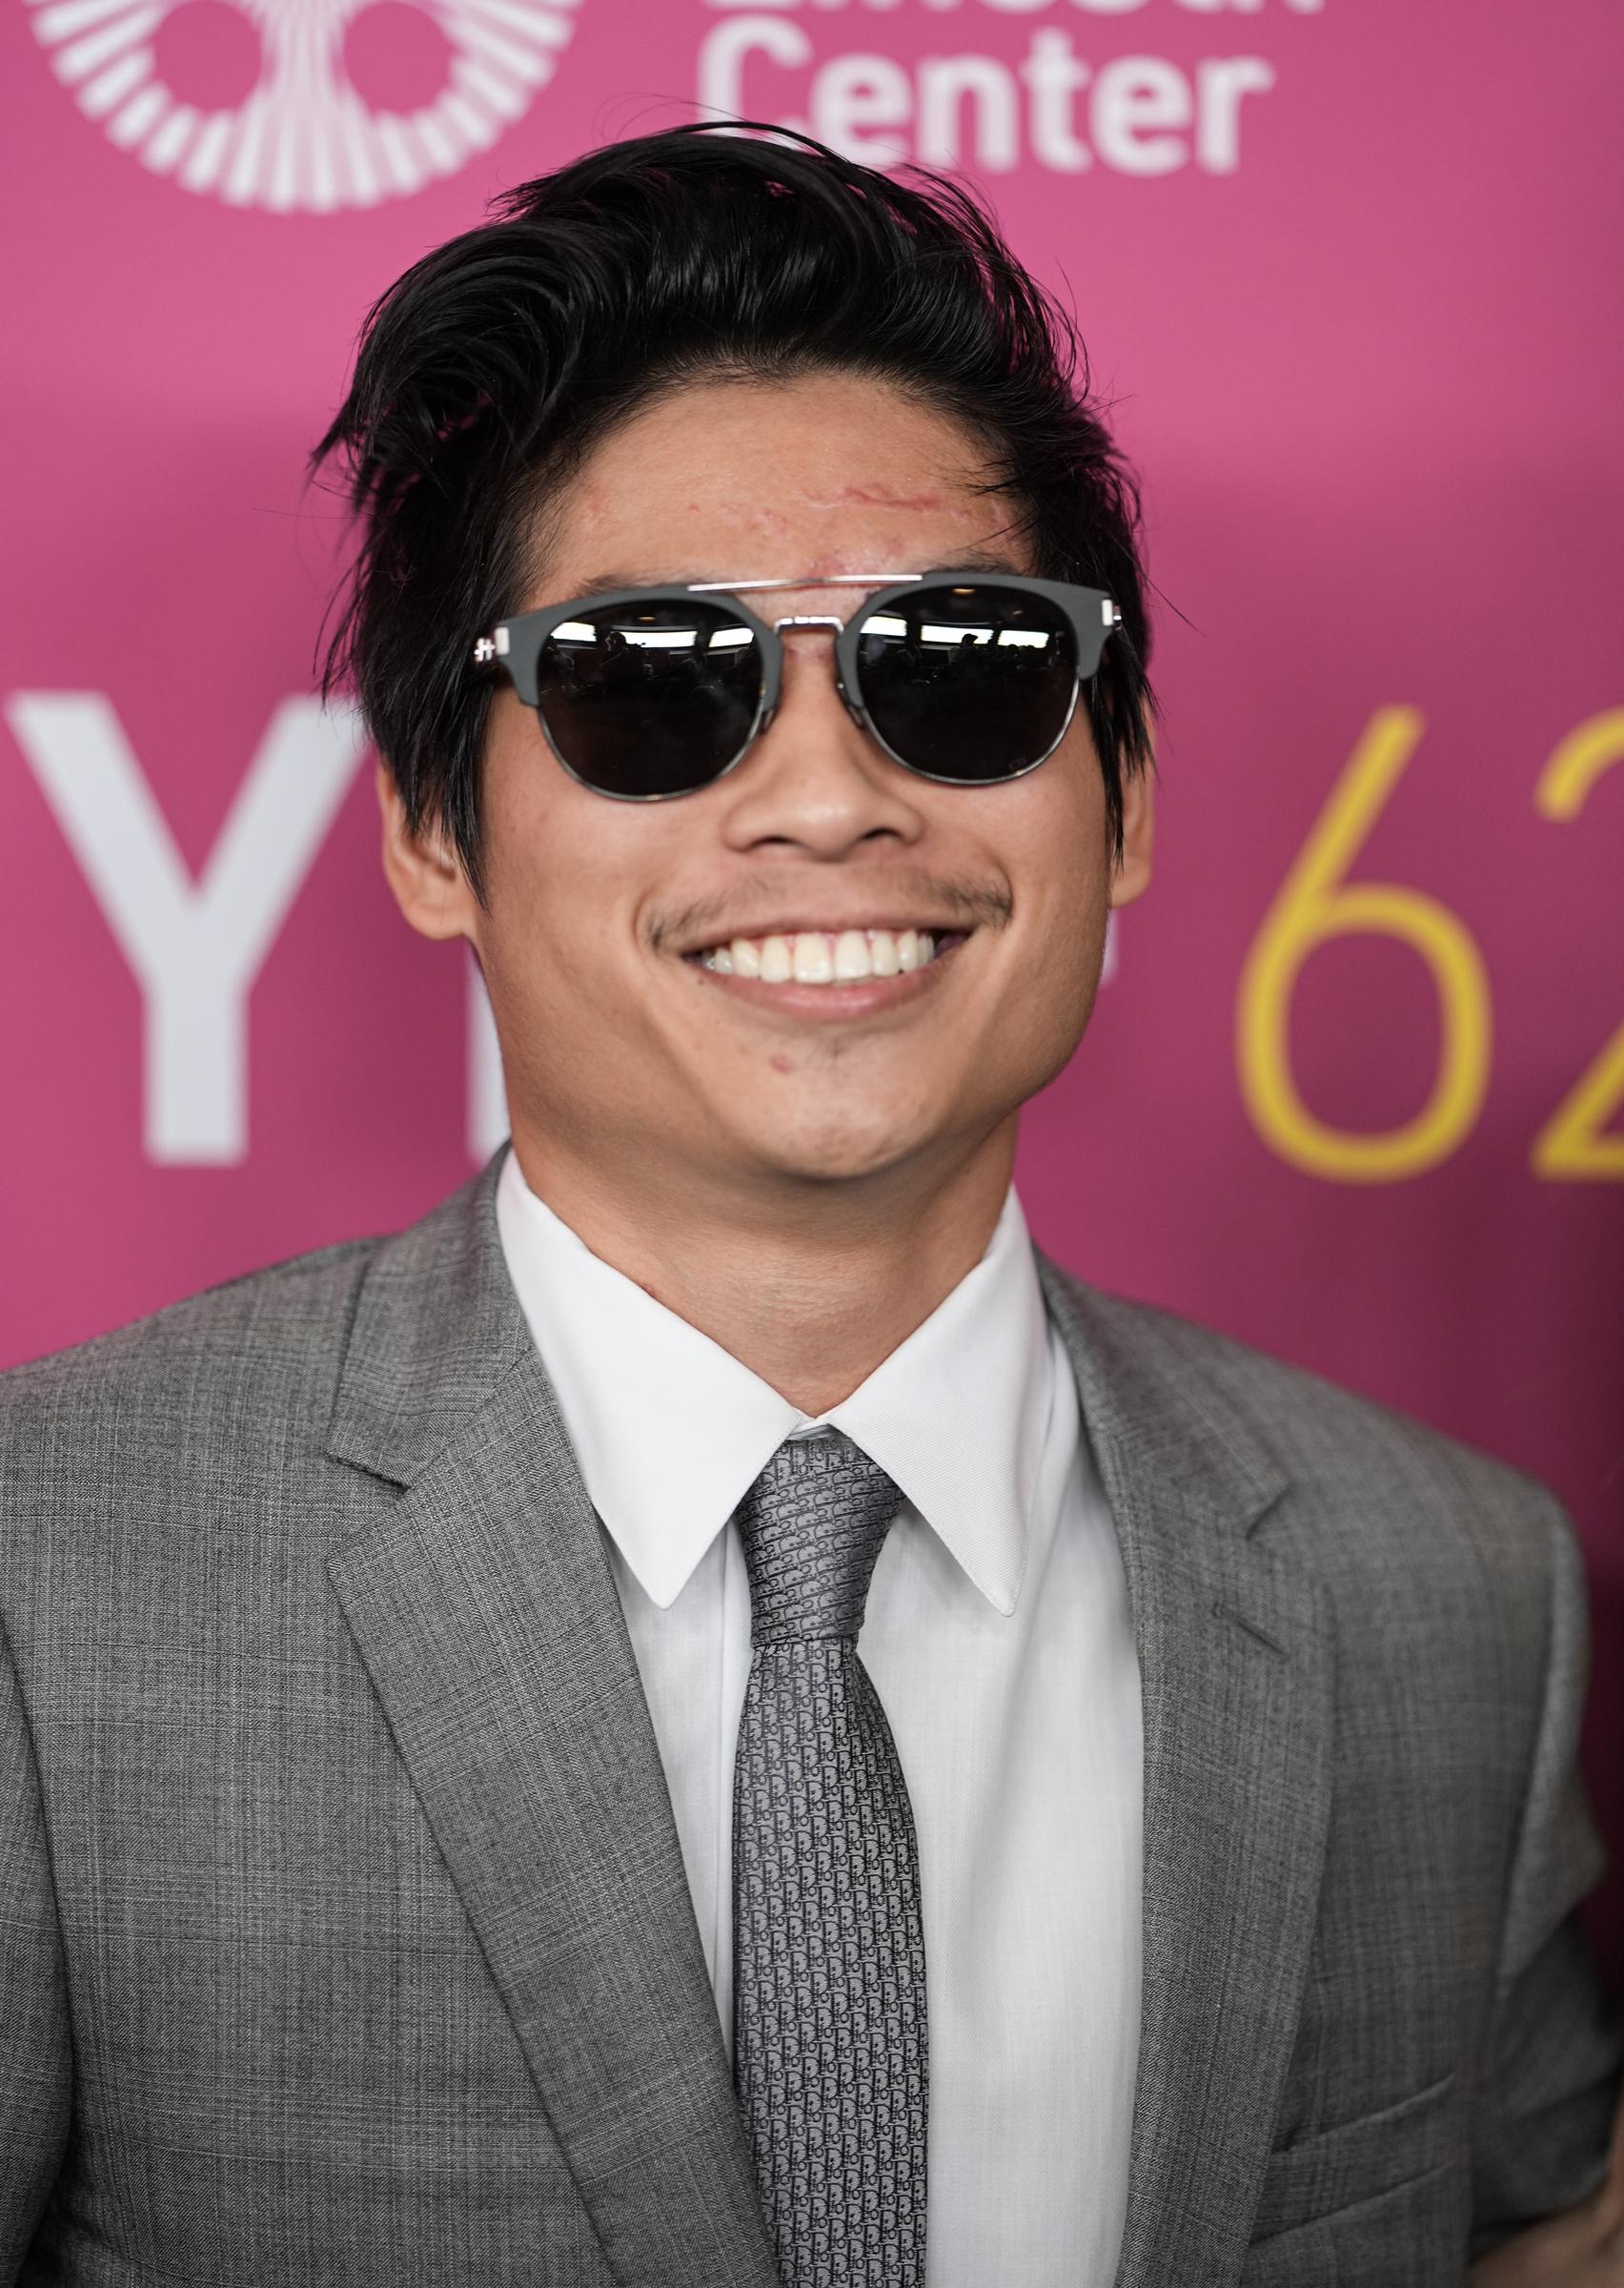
0, 123, 1617, 2287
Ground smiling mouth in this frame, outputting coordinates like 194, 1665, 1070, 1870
682, 925, 968, 986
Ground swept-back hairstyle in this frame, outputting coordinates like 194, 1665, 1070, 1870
313, 121, 1154, 901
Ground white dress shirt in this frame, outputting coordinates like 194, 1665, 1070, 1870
496, 1150, 1142, 2287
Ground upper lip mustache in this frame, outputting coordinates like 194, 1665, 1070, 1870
680, 918, 973, 955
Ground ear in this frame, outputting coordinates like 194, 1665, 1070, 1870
1107, 712, 1155, 910
376, 760, 480, 944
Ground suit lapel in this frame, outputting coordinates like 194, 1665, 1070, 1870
325, 1154, 778, 2288
1037, 1257, 1334, 2288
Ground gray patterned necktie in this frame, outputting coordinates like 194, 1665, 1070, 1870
731, 1430, 929, 2288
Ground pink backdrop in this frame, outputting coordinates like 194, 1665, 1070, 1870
4, 0, 1622, 1978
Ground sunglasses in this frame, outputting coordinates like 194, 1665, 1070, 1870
472, 572, 1122, 802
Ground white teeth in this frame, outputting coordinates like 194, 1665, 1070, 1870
696, 927, 950, 983
792, 931, 834, 984
833, 929, 871, 980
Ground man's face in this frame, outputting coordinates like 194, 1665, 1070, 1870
388, 370, 1151, 1221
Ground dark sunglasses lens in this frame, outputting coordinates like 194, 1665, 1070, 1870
535, 600, 763, 798
854, 582, 1078, 782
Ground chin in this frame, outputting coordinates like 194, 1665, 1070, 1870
742, 1111, 953, 1190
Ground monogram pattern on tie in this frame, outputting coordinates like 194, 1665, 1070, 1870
732, 1433, 929, 2288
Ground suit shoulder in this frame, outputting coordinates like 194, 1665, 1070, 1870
1068, 1281, 1573, 1585
0, 1234, 383, 1443
1085, 1282, 1559, 1509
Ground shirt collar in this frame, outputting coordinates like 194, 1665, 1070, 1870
495, 1149, 1053, 1616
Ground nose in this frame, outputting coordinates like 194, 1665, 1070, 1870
715, 621, 927, 862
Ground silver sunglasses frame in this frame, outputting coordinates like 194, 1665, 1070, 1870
472, 571, 1124, 802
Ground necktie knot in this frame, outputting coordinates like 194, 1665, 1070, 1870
734, 1430, 902, 1644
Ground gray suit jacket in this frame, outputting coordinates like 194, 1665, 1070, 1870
1, 1149, 1617, 2286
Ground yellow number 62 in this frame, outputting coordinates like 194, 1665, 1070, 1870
1237, 706, 1624, 1184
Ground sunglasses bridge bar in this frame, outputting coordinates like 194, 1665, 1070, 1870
472, 575, 1123, 663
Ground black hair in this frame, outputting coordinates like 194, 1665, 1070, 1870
312, 121, 1155, 901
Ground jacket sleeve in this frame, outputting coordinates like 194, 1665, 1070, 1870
0, 1602, 71, 2276
1468, 1492, 1623, 2260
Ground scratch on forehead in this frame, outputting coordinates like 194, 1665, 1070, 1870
802, 483, 953, 513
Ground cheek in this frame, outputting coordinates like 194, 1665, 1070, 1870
481, 694, 558, 852
1008, 743, 1112, 925
478, 713, 676, 1019
477, 717, 600, 978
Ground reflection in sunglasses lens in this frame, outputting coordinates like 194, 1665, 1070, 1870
536, 600, 763, 797
856, 583, 1078, 782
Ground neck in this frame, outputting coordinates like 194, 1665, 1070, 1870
505, 1122, 1020, 1417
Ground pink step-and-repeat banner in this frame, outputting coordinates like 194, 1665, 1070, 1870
3, 0, 1621, 1973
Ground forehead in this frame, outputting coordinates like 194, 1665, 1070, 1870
529, 369, 1025, 600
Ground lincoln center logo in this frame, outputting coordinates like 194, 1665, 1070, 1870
28, 0, 580, 209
